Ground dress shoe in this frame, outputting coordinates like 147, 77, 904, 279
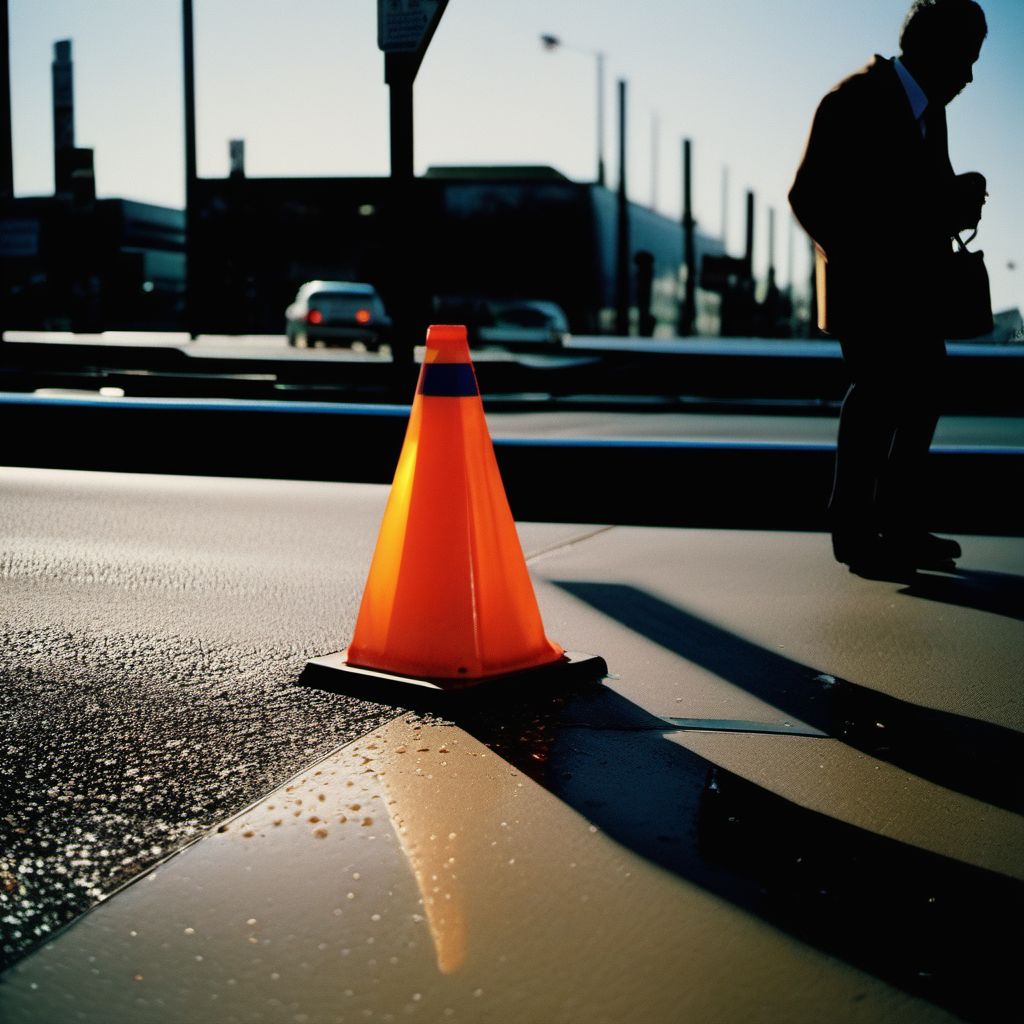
845, 540, 918, 580
846, 549, 918, 581
831, 531, 881, 565
832, 532, 918, 580
881, 531, 961, 567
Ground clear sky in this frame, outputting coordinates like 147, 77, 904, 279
8, 0, 1023, 312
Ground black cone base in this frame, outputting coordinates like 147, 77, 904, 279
299, 649, 608, 707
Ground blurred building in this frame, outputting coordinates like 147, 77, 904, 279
1, 195, 184, 331
192, 165, 724, 336
2, 38, 731, 337
0, 40, 184, 332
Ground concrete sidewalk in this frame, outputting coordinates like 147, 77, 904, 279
1, 468, 1021, 1022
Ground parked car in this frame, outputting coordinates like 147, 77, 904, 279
488, 299, 569, 335
432, 295, 569, 348
285, 281, 391, 351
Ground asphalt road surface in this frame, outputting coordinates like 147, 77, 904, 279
2, 465, 1022, 1023
0, 471, 399, 969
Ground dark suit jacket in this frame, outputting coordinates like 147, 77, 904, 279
789, 55, 972, 338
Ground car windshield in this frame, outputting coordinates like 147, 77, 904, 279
307, 292, 373, 306
308, 286, 375, 300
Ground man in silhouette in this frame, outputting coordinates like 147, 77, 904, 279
789, 0, 988, 576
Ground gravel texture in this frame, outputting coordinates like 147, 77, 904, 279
0, 469, 409, 969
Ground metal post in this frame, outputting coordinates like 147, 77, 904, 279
0, 0, 10, 341
380, 2, 450, 374
384, 50, 418, 375
386, 53, 415, 181
741, 189, 755, 335
679, 138, 696, 336
650, 111, 658, 210
744, 189, 755, 277
596, 52, 606, 187
761, 205, 781, 337
720, 165, 729, 252
182, 0, 197, 338
615, 79, 630, 336
0, 0, 13, 200
51, 40, 73, 195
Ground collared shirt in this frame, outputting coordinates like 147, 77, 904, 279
893, 56, 929, 136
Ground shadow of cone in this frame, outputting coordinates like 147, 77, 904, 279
305, 324, 605, 697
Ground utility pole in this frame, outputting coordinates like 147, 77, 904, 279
615, 79, 630, 336
741, 189, 755, 336
51, 40, 74, 196
1, 0, 10, 342
678, 138, 696, 336
182, 0, 197, 338
596, 52, 606, 187
650, 111, 658, 210
540, 37, 606, 187
744, 189, 755, 278
762, 205, 782, 337
720, 165, 729, 252
1, 0, 13, 200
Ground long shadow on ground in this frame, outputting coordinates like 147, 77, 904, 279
302, 581, 1024, 1024
555, 581, 1024, 815
899, 567, 1024, 623
458, 682, 1020, 1024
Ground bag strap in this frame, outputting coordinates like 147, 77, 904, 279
954, 230, 978, 251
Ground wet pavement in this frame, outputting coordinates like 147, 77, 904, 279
0, 470, 385, 969
1, 466, 1022, 1022
0, 468, 588, 971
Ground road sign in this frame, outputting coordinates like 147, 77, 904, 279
378, 0, 446, 54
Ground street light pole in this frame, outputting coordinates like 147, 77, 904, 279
650, 110, 658, 209
541, 35, 606, 187
596, 51, 606, 187
615, 78, 630, 336
1, 0, 12, 201
182, 0, 197, 339
678, 138, 696, 336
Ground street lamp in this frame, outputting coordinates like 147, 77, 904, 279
540, 34, 606, 187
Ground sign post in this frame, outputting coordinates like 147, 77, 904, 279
378, 0, 448, 180
376, 1, 448, 375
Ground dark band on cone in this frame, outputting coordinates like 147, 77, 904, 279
419, 363, 479, 397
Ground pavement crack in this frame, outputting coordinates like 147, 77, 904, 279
524, 525, 616, 564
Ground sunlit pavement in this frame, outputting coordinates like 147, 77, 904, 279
0, 468, 1021, 1022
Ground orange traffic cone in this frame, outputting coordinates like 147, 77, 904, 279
307, 324, 605, 695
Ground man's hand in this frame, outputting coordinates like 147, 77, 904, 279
954, 171, 987, 230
